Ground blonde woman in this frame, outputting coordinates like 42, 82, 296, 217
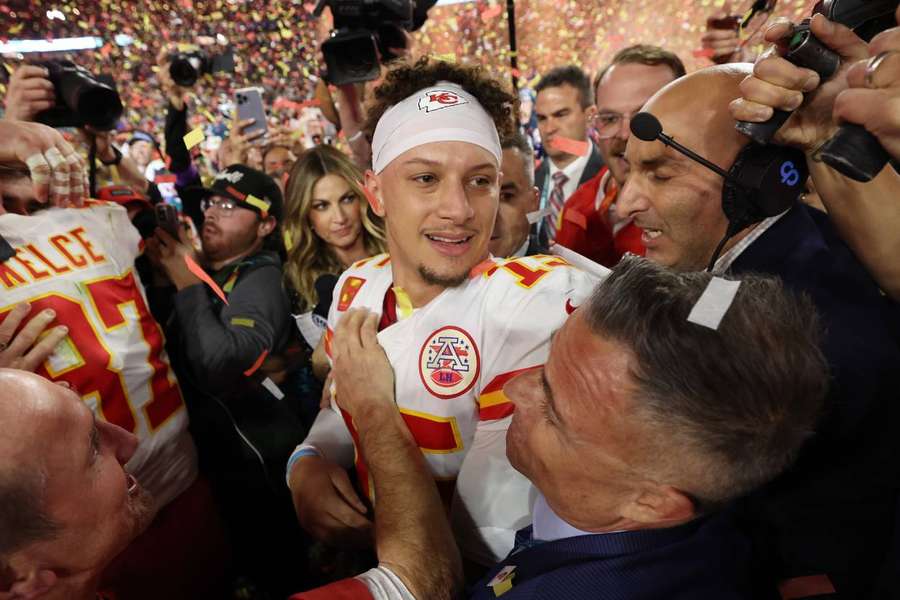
283, 145, 386, 313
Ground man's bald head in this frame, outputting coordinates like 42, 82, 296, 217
643, 64, 753, 171
618, 65, 767, 272
0, 370, 64, 559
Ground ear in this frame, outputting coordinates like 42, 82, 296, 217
258, 215, 277, 238
620, 483, 695, 527
585, 104, 598, 120
0, 566, 57, 600
363, 170, 385, 217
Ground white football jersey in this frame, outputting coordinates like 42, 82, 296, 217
0, 202, 197, 508
323, 253, 600, 562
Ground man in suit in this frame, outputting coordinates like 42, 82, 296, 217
291, 256, 828, 600
533, 65, 604, 242
554, 45, 685, 266
489, 132, 542, 258
618, 59, 900, 598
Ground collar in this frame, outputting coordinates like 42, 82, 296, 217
532, 494, 612, 542
548, 148, 591, 182
712, 209, 789, 274
512, 237, 530, 258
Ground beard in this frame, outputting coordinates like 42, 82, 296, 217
127, 483, 156, 540
418, 264, 469, 288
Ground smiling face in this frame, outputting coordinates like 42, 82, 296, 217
616, 68, 750, 272
367, 140, 499, 290
0, 370, 152, 588
595, 62, 679, 185
308, 173, 363, 251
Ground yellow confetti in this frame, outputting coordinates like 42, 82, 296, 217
183, 127, 205, 150
245, 194, 271, 215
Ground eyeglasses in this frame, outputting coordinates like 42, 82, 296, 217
593, 110, 640, 139
201, 197, 238, 215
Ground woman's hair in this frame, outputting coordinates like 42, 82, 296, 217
282, 145, 386, 310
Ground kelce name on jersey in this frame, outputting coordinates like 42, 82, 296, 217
0, 226, 107, 291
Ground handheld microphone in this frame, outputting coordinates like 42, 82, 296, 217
630, 112, 730, 179
313, 273, 339, 318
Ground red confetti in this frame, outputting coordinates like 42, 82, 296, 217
184, 255, 229, 305
549, 137, 590, 157
481, 4, 503, 22
244, 349, 269, 377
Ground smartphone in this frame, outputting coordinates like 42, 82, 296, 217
155, 203, 180, 239
235, 87, 268, 138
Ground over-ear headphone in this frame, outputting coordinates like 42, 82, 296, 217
721, 143, 808, 231
630, 112, 808, 269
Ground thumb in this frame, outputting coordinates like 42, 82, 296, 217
330, 467, 368, 514
809, 13, 870, 62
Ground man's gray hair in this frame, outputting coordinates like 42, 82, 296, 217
584, 256, 828, 510
0, 468, 59, 559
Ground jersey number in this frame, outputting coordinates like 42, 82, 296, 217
0, 271, 182, 433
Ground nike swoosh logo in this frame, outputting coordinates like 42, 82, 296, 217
565, 298, 578, 315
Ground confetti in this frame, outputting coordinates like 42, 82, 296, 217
549, 137, 590, 157
243, 349, 269, 377
183, 127, 205, 150
184, 255, 228, 305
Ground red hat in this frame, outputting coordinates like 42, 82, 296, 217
97, 185, 152, 207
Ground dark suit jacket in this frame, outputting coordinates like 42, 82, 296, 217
469, 514, 753, 599
535, 142, 605, 200
729, 205, 900, 599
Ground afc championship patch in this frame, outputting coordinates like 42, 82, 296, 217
418, 89, 469, 113
419, 326, 480, 399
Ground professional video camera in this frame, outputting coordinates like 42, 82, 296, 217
168, 47, 235, 87
315, 0, 438, 85
735, 0, 899, 181
34, 60, 123, 131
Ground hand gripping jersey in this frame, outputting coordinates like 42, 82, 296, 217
0, 202, 197, 508
318, 253, 601, 563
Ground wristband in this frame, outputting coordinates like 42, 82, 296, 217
285, 445, 323, 489
99, 145, 123, 166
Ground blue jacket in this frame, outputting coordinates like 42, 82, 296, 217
469, 515, 753, 599
729, 205, 900, 598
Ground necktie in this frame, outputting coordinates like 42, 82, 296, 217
546, 171, 568, 240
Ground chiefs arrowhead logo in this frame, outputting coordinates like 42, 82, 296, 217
565, 298, 578, 315
418, 89, 469, 113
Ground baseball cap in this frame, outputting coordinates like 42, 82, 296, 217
128, 130, 157, 146
195, 164, 283, 221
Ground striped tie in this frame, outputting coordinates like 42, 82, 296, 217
546, 171, 568, 240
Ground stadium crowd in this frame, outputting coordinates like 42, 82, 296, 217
1, 1, 900, 599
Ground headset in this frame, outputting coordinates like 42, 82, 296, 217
630, 112, 808, 271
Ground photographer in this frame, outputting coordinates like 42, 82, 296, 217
146, 164, 307, 597
3, 64, 149, 196
730, 9, 900, 300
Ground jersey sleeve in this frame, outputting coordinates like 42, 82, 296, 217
476, 256, 600, 421
288, 566, 415, 600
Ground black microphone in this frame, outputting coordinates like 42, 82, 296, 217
313, 273, 339, 319
630, 112, 741, 273
630, 112, 730, 178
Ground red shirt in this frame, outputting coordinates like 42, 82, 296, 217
553, 167, 644, 266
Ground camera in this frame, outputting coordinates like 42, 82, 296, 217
168, 47, 235, 87
34, 60, 123, 131
315, 0, 438, 85
734, 0, 899, 182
